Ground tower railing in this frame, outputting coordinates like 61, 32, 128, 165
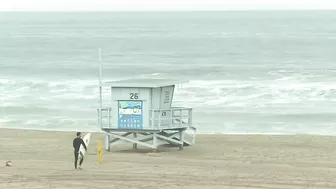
98, 107, 193, 130
149, 107, 193, 130
97, 108, 112, 128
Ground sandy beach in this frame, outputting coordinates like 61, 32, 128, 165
1, 129, 336, 188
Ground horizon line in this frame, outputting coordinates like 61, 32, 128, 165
1, 8, 336, 12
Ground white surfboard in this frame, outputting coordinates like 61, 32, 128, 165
78, 133, 91, 161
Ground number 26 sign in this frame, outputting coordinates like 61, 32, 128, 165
129, 93, 139, 99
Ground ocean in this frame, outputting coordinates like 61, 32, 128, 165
1, 11, 336, 135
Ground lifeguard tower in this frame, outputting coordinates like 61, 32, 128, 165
97, 78, 196, 151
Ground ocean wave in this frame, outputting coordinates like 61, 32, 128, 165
1, 78, 102, 101
198, 131, 336, 136
175, 79, 336, 108
2, 75, 336, 114
0, 119, 9, 123
1, 125, 336, 136
200, 132, 288, 135
0, 125, 102, 133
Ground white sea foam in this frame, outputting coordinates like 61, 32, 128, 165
0, 79, 12, 84
200, 132, 289, 135
0, 126, 103, 133
0, 119, 8, 123
200, 132, 336, 136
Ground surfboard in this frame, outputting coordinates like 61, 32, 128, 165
78, 133, 91, 161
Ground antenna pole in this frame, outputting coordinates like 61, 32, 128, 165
98, 48, 103, 128
99, 48, 102, 87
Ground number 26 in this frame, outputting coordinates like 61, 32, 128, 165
130, 93, 139, 99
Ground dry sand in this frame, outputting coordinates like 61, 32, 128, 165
1, 128, 336, 188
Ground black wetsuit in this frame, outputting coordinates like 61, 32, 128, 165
73, 137, 87, 169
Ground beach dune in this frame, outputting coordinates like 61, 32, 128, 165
1, 128, 336, 188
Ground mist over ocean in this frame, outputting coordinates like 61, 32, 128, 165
1, 11, 336, 134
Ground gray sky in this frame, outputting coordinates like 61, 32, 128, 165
1, 0, 336, 11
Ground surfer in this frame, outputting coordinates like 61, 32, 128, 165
73, 132, 87, 170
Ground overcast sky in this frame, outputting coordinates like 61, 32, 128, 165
1, 0, 336, 11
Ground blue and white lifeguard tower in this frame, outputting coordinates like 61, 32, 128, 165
96, 51, 196, 151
